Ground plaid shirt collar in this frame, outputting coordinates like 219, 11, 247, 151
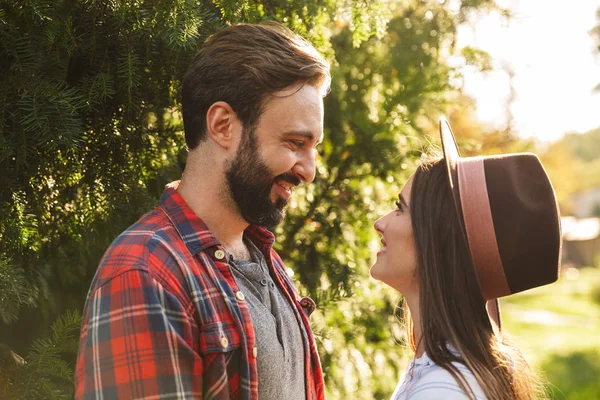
160, 181, 276, 256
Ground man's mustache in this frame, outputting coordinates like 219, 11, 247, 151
274, 173, 300, 187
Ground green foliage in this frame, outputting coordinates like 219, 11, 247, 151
591, 279, 600, 307
543, 351, 600, 400
461, 46, 493, 72
541, 125, 600, 213
562, 127, 600, 163
501, 267, 600, 399
0, 255, 38, 324
0, 0, 502, 398
593, 203, 600, 218
0, 309, 81, 399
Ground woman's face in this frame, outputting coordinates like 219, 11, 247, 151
370, 175, 419, 295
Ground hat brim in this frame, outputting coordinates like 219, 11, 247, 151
438, 117, 502, 334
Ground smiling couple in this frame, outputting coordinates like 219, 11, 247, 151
75, 22, 561, 400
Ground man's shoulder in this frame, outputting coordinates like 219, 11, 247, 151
93, 206, 185, 285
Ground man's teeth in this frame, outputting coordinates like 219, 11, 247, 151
279, 183, 292, 192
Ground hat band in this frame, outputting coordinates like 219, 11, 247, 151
457, 157, 511, 300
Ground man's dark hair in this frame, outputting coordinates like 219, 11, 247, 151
181, 22, 331, 149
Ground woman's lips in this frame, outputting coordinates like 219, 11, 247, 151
377, 240, 387, 255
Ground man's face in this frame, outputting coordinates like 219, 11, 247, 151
225, 83, 324, 229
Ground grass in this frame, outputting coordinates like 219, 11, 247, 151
501, 266, 600, 399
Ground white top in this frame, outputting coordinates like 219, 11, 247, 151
391, 348, 487, 400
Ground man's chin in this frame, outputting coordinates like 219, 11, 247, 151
269, 196, 289, 209
241, 204, 286, 229
263, 207, 286, 228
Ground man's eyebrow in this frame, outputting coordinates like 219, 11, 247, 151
283, 130, 324, 146
399, 194, 409, 209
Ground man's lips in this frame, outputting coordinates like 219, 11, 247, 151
272, 176, 299, 201
273, 181, 293, 200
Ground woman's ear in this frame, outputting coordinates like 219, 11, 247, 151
205, 101, 239, 150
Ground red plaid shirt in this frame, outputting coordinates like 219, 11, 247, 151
75, 181, 325, 399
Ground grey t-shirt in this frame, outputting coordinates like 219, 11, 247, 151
229, 239, 306, 400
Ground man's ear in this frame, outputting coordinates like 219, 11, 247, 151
206, 101, 239, 150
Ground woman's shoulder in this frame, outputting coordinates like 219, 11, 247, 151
407, 360, 487, 399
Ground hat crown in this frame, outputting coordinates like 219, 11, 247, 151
483, 154, 561, 295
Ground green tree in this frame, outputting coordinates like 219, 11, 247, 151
540, 127, 600, 215
0, 0, 500, 398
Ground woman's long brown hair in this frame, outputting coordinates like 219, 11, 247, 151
407, 157, 545, 400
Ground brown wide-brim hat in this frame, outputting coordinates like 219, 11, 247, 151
439, 117, 562, 331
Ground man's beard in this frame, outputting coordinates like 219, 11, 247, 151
225, 127, 300, 230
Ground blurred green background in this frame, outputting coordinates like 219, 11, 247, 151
1, 0, 600, 398
502, 267, 600, 400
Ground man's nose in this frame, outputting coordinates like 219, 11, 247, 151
292, 148, 317, 183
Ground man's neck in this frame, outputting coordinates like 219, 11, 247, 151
178, 170, 249, 256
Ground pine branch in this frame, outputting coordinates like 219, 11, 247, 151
15, 80, 86, 154
83, 72, 116, 107
13, 309, 82, 399
0, 256, 38, 324
8, 36, 41, 73
165, 0, 202, 48
117, 47, 141, 114
214, 0, 249, 22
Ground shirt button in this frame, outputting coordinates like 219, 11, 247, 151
220, 337, 229, 348
214, 249, 225, 260
253, 347, 258, 358
235, 291, 245, 301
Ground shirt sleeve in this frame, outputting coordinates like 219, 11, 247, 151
75, 269, 202, 399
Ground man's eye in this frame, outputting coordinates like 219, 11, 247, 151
290, 140, 304, 147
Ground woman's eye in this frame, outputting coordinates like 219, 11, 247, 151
395, 200, 403, 212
